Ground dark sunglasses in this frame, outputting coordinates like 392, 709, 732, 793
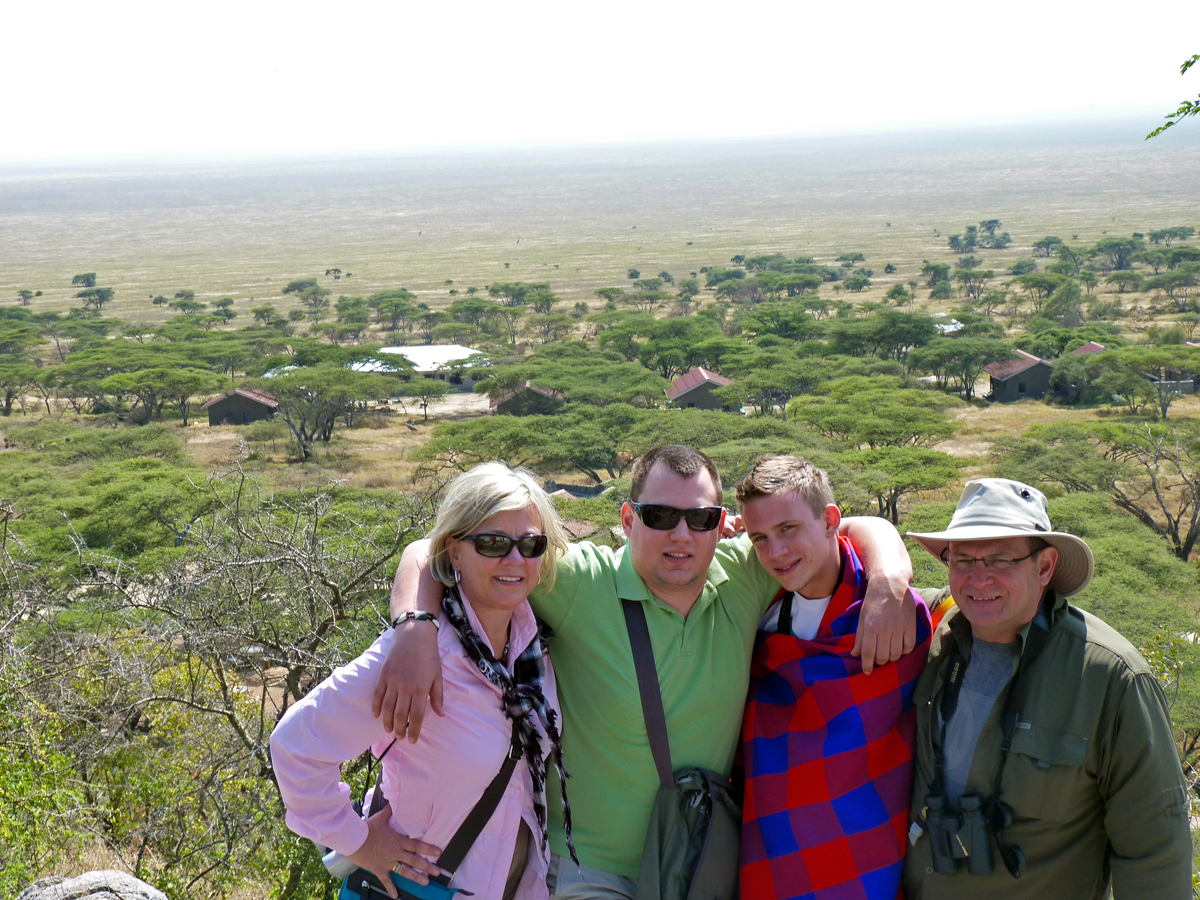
630, 503, 724, 532
460, 533, 549, 558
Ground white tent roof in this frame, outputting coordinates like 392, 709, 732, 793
379, 345, 482, 371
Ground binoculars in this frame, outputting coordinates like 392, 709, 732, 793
925, 793, 1025, 878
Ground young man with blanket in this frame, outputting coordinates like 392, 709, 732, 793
736, 456, 932, 900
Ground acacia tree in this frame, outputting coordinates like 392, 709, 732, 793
102, 367, 225, 425
0, 363, 40, 416
77, 287, 115, 310
1068, 346, 1200, 420
1000, 421, 1200, 561
908, 337, 1015, 399
838, 446, 963, 523
487, 282, 540, 307
789, 376, 960, 449
717, 354, 826, 417
1093, 237, 1145, 271
478, 343, 666, 408
1149, 226, 1197, 246
369, 289, 419, 332
251, 366, 399, 460
490, 305, 525, 346
408, 377, 451, 421
1143, 267, 1198, 311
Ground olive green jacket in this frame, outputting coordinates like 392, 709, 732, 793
903, 591, 1192, 900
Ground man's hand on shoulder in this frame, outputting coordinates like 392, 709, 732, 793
839, 515, 916, 674
854, 572, 917, 674
723, 512, 745, 539
371, 620, 444, 741
371, 539, 446, 741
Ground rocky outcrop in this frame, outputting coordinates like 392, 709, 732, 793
15, 871, 167, 900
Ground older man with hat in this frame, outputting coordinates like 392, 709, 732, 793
902, 478, 1192, 900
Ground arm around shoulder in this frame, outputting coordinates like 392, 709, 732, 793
371, 539, 445, 740
840, 516, 917, 673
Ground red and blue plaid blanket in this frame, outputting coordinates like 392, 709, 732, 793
740, 537, 932, 900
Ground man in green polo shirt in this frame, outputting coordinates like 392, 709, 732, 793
375, 445, 915, 899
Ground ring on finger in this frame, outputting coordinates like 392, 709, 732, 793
392, 862, 404, 875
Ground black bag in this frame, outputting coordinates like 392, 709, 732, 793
622, 600, 741, 900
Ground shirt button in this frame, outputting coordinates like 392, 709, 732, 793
926, 867, 933, 874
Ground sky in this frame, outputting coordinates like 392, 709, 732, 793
5, 0, 1199, 165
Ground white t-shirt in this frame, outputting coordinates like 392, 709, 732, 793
757, 592, 833, 640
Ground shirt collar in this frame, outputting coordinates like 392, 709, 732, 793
613, 543, 730, 614
454, 589, 540, 659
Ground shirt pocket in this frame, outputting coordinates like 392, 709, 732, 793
1005, 723, 1088, 821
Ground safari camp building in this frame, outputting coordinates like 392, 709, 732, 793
202, 388, 278, 426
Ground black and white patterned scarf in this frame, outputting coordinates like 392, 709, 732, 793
442, 585, 577, 863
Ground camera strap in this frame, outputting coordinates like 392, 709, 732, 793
931, 592, 1054, 802
432, 721, 521, 883
929, 593, 1053, 878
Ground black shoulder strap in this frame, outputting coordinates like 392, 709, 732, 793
432, 720, 521, 883
776, 591, 795, 636
622, 599, 674, 789
360, 725, 520, 885
366, 740, 397, 817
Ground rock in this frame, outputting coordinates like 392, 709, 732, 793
16, 870, 168, 900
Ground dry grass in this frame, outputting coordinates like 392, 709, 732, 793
182, 391, 493, 493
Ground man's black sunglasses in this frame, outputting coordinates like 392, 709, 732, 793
461, 533, 549, 558
631, 503, 724, 532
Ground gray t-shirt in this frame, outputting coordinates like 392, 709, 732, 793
939, 637, 1017, 803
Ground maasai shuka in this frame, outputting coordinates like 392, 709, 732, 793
740, 536, 932, 900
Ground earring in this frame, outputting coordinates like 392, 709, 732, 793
454, 568, 461, 584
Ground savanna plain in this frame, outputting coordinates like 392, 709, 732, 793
2, 121, 1200, 898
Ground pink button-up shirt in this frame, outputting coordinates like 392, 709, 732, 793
270, 595, 559, 900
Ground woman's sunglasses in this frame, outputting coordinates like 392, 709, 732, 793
461, 533, 549, 558
630, 503, 724, 532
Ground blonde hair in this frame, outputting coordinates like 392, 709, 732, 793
427, 462, 566, 590
734, 454, 834, 519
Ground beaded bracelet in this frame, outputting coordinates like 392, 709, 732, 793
391, 610, 440, 630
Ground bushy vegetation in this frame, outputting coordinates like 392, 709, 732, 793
5, 216, 1200, 894
1, 468, 435, 898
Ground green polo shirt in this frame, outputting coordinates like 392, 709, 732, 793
535, 535, 778, 877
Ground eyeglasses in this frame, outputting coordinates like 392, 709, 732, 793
630, 503, 724, 532
461, 533, 549, 558
943, 550, 1040, 573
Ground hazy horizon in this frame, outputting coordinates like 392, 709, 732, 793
1, 114, 1193, 174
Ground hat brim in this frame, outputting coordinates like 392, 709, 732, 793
907, 526, 1095, 597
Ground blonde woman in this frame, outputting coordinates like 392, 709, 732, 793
271, 463, 575, 900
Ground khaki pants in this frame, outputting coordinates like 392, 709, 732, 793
547, 853, 638, 900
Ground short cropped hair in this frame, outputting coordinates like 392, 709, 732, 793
735, 455, 834, 520
427, 462, 567, 590
629, 445, 723, 505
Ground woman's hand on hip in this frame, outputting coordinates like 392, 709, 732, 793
348, 804, 444, 899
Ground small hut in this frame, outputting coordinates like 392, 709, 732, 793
202, 388, 278, 426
